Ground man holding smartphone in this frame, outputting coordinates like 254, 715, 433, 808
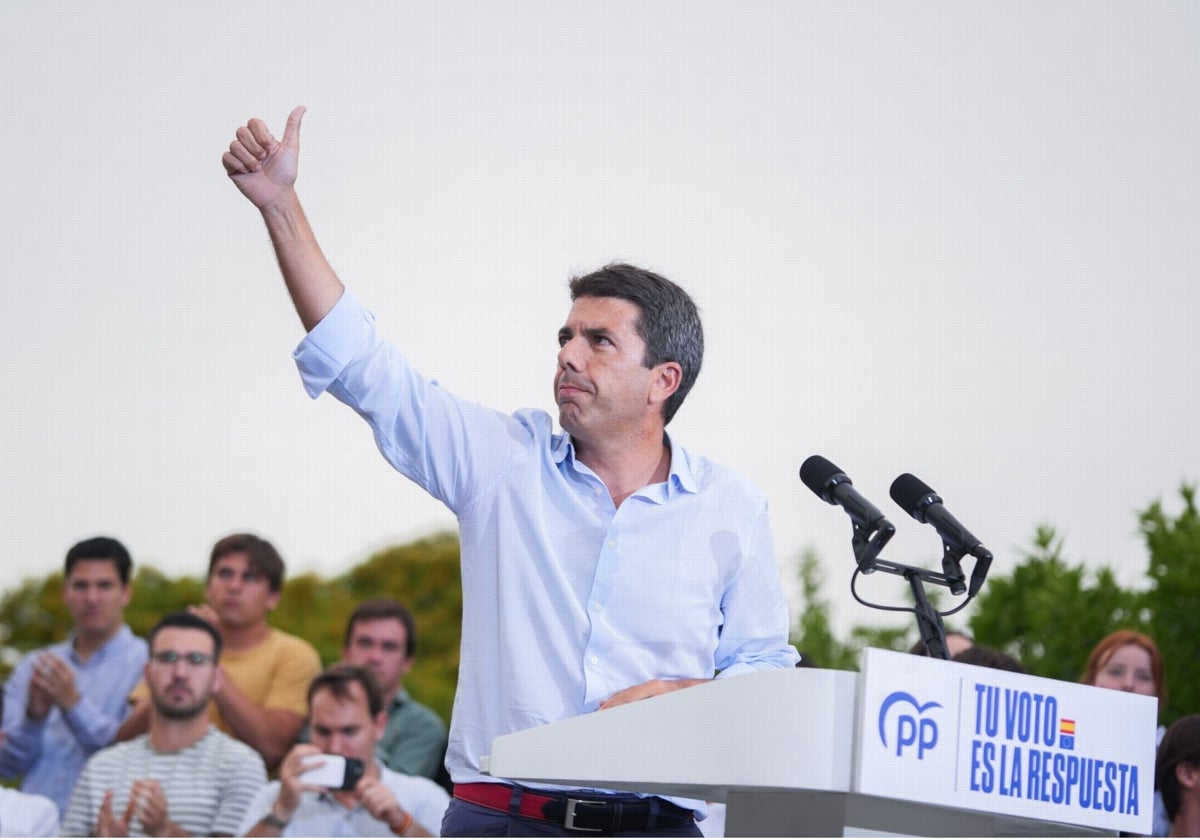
240, 666, 449, 837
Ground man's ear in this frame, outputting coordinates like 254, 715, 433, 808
649, 361, 683, 407
1178, 760, 1199, 791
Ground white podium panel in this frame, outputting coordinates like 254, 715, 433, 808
484, 653, 1146, 836
855, 648, 1155, 835
485, 668, 857, 802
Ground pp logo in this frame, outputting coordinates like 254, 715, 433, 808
878, 692, 942, 759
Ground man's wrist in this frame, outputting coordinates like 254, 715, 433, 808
260, 804, 290, 833
388, 809, 413, 836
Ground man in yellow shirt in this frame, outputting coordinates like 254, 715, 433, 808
117, 534, 321, 770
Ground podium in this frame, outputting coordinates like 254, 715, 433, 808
482, 649, 1156, 836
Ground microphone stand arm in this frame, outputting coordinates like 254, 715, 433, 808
864, 558, 961, 661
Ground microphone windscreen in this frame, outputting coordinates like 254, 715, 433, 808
890, 472, 936, 515
800, 455, 844, 497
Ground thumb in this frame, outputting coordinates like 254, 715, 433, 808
281, 105, 306, 153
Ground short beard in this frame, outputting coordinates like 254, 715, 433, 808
152, 694, 210, 721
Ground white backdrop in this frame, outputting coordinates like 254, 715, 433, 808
2, 2, 1197, 639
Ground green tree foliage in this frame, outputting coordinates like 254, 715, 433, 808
0, 533, 462, 725
968, 525, 1140, 683
790, 549, 859, 670
1139, 485, 1200, 724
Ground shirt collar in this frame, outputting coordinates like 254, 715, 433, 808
65, 624, 132, 666
553, 430, 699, 498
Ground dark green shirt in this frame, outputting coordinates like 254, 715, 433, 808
375, 690, 448, 781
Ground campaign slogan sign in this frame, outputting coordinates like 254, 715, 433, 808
854, 647, 1155, 834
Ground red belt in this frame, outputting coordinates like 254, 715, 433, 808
455, 782, 563, 822
453, 782, 694, 832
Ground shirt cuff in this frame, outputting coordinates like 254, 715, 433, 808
292, 288, 376, 398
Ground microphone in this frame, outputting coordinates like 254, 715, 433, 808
800, 456, 891, 531
890, 473, 993, 597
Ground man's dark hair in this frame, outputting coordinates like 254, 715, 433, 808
208, 533, 285, 593
64, 536, 133, 584
308, 664, 384, 719
952, 645, 1026, 674
344, 597, 418, 659
569, 263, 703, 425
1157, 714, 1200, 823
147, 612, 223, 663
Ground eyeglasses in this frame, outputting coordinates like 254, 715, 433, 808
150, 651, 215, 666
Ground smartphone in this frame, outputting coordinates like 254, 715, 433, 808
298, 755, 365, 791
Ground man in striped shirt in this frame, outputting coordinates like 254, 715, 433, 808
62, 613, 266, 837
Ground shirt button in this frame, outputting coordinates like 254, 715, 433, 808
590, 655, 599, 665
593, 603, 603, 612
607, 540, 616, 548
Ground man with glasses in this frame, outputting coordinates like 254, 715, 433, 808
118, 533, 322, 771
62, 613, 266, 837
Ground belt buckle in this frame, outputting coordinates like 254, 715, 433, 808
563, 798, 607, 832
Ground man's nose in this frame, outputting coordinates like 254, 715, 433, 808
557, 337, 582, 369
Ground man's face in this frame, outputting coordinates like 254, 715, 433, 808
555, 296, 669, 443
206, 551, 279, 630
62, 558, 131, 641
342, 618, 412, 696
146, 626, 220, 720
309, 683, 386, 765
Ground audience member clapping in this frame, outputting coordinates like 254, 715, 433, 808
117, 534, 321, 771
0, 537, 147, 817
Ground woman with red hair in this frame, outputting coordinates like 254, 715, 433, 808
1082, 630, 1168, 835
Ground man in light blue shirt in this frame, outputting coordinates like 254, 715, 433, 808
0, 537, 148, 817
223, 107, 798, 837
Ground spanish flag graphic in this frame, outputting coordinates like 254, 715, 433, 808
1060, 718, 1076, 750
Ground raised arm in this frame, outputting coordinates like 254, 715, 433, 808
222, 107, 343, 331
